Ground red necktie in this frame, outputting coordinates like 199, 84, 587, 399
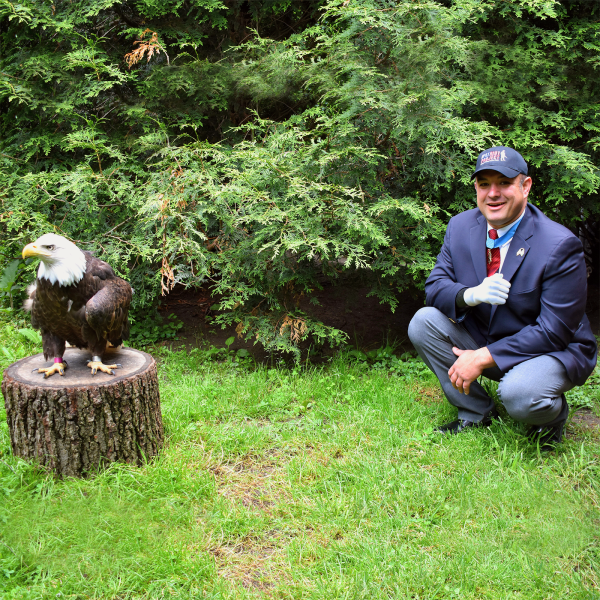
487, 229, 501, 276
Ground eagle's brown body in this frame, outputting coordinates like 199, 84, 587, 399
29, 252, 132, 361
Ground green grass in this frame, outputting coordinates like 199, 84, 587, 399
0, 318, 599, 599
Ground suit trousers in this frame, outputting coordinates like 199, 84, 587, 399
408, 307, 573, 425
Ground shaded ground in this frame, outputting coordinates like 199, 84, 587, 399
586, 282, 600, 335
158, 281, 600, 356
157, 281, 424, 359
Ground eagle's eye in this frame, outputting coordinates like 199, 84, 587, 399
45, 245, 55, 251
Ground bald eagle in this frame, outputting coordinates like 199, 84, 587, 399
22, 234, 132, 378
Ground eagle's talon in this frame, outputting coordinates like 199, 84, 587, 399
87, 360, 119, 376
35, 363, 67, 378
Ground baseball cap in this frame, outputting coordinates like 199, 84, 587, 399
471, 146, 528, 180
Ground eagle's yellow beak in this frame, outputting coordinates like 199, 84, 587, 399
22, 244, 51, 259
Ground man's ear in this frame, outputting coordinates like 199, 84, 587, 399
522, 176, 533, 198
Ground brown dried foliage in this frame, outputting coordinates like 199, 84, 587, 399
124, 29, 164, 69
279, 315, 307, 343
161, 256, 175, 296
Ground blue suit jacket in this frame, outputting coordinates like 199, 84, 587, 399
425, 203, 597, 386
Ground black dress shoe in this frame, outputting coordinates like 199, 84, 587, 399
527, 421, 566, 448
435, 411, 497, 435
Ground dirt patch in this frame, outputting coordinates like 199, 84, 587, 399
209, 535, 282, 592
207, 451, 305, 594
210, 458, 283, 511
413, 386, 444, 405
568, 408, 600, 441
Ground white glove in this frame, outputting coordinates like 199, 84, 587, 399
464, 273, 511, 306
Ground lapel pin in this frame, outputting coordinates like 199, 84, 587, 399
516, 248, 525, 257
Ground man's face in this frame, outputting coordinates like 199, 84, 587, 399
474, 170, 532, 229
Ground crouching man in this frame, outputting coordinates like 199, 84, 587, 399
408, 146, 597, 446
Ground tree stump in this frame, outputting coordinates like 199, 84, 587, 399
1, 347, 163, 478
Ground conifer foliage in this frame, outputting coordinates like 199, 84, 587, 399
1, 0, 599, 353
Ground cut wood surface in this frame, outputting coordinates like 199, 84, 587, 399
2, 347, 163, 478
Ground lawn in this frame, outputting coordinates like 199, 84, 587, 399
0, 317, 599, 599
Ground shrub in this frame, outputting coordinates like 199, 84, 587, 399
1, 0, 598, 355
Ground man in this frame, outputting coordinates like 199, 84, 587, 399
408, 146, 597, 445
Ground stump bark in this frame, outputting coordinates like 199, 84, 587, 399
1, 347, 163, 478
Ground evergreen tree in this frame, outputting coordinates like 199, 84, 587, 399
1, 0, 598, 354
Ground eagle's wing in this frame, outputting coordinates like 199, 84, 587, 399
26, 284, 67, 360
84, 276, 132, 344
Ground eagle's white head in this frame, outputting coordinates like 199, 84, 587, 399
22, 233, 87, 286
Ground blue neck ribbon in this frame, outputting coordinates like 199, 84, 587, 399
486, 219, 522, 249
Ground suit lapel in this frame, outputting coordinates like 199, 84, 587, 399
499, 233, 530, 283
470, 215, 488, 284
489, 206, 535, 324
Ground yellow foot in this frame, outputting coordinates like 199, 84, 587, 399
87, 360, 121, 376
34, 363, 67, 378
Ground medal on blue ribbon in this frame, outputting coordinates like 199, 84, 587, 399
486, 219, 521, 249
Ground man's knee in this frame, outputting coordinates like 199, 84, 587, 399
498, 377, 562, 424
497, 356, 572, 424
497, 379, 532, 421
408, 307, 444, 345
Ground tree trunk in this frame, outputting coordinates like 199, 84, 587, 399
1, 347, 163, 478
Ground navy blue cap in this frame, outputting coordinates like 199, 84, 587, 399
471, 146, 528, 180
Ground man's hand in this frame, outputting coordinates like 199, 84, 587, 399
464, 273, 511, 306
448, 347, 496, 395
